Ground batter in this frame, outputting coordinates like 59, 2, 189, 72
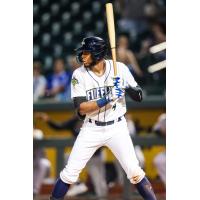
50, 36, 157, 200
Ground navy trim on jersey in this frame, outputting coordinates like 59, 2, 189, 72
104, 60, 111, 83
103, 60, 112, 122
98, 108, 101, 121
103, 105, 106, 122
86, 68, 101, 121
86, 68, 100, 86
86, 60, 112, 122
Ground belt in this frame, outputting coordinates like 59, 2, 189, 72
88, 116, 123, 126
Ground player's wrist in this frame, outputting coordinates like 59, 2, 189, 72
96, 96, 112, 108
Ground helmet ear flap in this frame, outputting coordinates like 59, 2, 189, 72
75, 36, 107, 64
76, 51, 83, 64
92, 45, 107, 61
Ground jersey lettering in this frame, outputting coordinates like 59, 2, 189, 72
86, 86, 112, 101
71, 60, 138, 121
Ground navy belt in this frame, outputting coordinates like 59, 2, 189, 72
88, 116, 122, 126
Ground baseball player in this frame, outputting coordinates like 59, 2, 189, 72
50, 36, 157, 200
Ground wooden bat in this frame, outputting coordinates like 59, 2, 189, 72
106, 3, 117, 76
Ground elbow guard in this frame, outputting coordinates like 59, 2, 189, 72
73, 97, 87, 120
125, 85, 143, 102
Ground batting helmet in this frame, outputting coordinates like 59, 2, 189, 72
75, 36, 107, 63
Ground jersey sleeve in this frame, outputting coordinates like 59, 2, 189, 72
71, 69, 86, 98
122, 63, 138, 88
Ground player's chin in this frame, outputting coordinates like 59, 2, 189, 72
83, 63, 89, 67
83, 63, 91, 68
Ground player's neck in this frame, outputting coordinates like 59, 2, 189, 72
91, 60, 106, 77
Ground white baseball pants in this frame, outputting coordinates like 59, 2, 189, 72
60, 117, 145, 185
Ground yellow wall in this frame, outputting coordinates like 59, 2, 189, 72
34, 111, 74, 137
34, 108, 165, 180
130, 109, 165, 127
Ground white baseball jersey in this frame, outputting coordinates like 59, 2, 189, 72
60, 59, 145, 186
71, 59, 138, 121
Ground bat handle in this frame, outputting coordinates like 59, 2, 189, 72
111, 48, 117, 76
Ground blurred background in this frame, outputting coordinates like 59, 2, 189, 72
33, 0, 166, 199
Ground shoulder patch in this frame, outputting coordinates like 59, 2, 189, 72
71, 77, 79, 86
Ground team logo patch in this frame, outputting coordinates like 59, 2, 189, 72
71, 77, 79, 86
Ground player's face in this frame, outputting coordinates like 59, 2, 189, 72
82, 51, 93, 67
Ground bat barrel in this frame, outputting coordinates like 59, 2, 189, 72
106, 3, 117, 76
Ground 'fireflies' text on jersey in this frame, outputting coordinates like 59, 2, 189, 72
71, 60, 138, 122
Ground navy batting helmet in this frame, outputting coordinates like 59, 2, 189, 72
75, 36, 107, 63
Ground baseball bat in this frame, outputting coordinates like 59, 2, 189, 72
106, 3, 117, 76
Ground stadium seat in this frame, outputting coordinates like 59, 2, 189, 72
33, 4, 40, 23
33, 4, 39, 17
82, 11, 93, 30
44, 56, 53, 70
62, 12, 71, 25
82, 11, 92, 23
73, 21, 82, 36
51, 3, 60, 16
41, 33, 51, 47
81, 0, 91, 5
51, 22, 61, 36
94, 20, 104, 35
92, 1, 101, 15
33, 23, 40, 38
33, 45, 40, 59
70, 2, 80, 14
39, 0, 50, 16
41, 13, 51, 26
53, 44, 63, 58
63, 32, 73, 46
40, 0, 49, 7
60, 0, 70, 6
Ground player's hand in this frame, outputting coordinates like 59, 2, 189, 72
103, 76, 125, 103
107, 86, 125, 109
112, 76, 125, 99
113, 86, 125, 98
112, 76, 127, 88
105, 86, 124, 102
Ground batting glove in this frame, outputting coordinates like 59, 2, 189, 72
112, 76, 125, 98
113, 76, 120, 88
